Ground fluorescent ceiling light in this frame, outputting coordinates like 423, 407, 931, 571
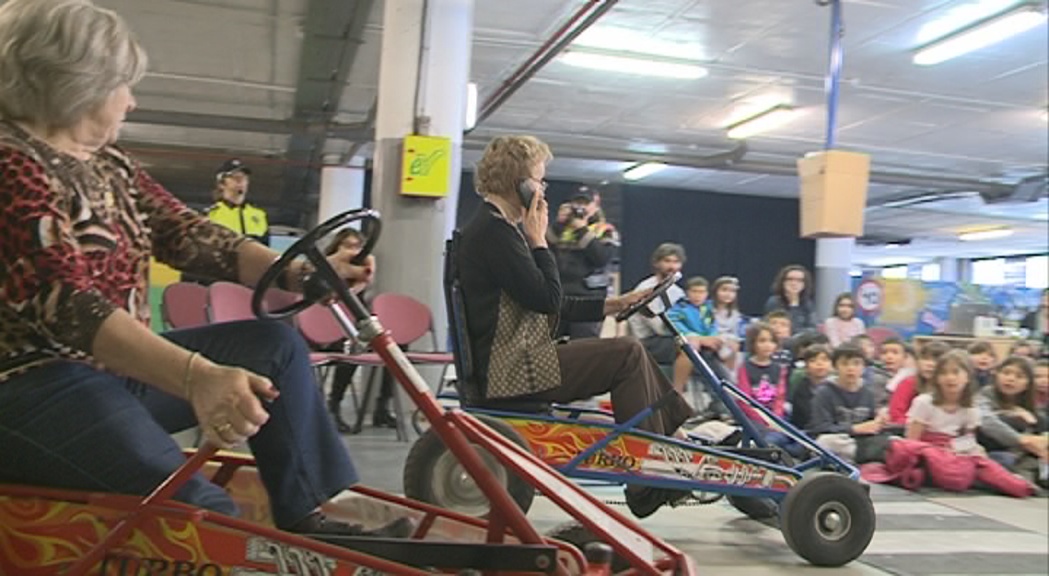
913, 4, 1047, 66
958, 228, 1014, 241
560, 51, 708, 79
726, 105, 801, 140
623, 162, 667, 181
573, 27, 707, 61
464, 82, 478, 130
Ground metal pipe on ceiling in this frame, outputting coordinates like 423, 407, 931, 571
460, 136, 1017, 197
473, 0, 618, 128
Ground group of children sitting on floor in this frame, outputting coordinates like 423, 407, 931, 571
666, 276, 1048, 498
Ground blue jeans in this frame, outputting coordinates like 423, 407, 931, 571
0, 320, 357, 528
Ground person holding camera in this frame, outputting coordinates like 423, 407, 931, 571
553, 189, 618, 340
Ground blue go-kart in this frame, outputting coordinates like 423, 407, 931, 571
403, 231, 876, 569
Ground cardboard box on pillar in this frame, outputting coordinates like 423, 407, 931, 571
797, 150, 871, 238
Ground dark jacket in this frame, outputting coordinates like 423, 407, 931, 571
807, 382, 876, 436
764, 295, 817, 334
458, 203, 604, 398
553, 226, 615, 297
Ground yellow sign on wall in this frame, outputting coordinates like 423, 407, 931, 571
401, 135, 452, 197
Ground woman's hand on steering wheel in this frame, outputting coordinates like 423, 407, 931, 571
186, 358, 279, 449
325, 251, 376, 293
604, 289, 651, 317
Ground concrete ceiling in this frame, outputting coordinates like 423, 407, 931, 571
98, 0, 1047, 265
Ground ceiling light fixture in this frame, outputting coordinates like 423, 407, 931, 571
560, 51, 708, 79
958, 228, 1015, 241
464, 82, 478, 130
622, 162, 667, 181
913, 3, 1047, 66
726, 105, 801, 140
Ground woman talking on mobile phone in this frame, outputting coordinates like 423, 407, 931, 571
456, 135, 694, 518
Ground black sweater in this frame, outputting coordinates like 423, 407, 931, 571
458, 203, 604, 391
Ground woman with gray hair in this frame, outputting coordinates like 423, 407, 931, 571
0, 0, 409, 539
457, 135, 695, 518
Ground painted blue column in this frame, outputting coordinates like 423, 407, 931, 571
815, 0, 856, 321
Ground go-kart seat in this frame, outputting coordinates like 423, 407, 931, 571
444, 232, 552, 415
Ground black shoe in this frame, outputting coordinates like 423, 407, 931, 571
373, 409, 398, 429
288, 512, 415, 538
328, 401, 352, 434
624, 487, 690, 519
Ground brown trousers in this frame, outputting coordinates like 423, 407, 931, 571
530, 337, 694, 436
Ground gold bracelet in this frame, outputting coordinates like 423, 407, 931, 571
183, 351, 200, 399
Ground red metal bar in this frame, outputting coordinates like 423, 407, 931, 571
454, 414, 696, 576
480, 0, 599, 112
63, 444, 219, 576
370, 336, 552, 546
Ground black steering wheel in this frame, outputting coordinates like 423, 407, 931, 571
252, 208, 381, 320
614, 272, 682, 323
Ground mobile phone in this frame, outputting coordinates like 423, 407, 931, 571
517, 180, 534, 209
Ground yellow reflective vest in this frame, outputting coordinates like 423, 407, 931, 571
207, 201, 270, 245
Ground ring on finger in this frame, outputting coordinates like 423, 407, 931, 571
213, 421, 234, 436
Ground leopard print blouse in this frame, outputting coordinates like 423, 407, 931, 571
0, 121, 249, 380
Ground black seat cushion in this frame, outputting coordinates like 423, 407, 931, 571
471, 397, 552, 414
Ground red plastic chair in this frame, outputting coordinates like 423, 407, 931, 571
866, 326, 902, 352
372, 293, 454, 367
297, 302, 392, 436
161, 282, 208, 329
205, 282, 255, 324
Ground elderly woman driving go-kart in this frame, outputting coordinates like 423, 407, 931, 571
0, 0, 409, 540
458, 135, 695, 517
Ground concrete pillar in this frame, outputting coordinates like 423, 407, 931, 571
370, 0, 473, 357
318, 159, 366, 225
815, 237, 855, 320
938, 257, 960, 283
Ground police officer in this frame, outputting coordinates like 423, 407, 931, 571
207, 159, 270, 246
554, 188, 619, 339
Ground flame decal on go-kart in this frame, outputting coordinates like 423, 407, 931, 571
502, 419, 639, 471
500, 418, 798, 491
0, 497, 218, 573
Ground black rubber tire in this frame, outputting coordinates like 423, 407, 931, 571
410, 409, 429, 436
779, 472, 876, 567
403, 415, 534, 517
727, 494, 779, 520
546, 522, 631, 574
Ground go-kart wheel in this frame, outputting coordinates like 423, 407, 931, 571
410, 408, 429, 436
403, 415, 534, 517
546, 522, 630, 574
727, 495, 779, 521
779, 472, 875, 567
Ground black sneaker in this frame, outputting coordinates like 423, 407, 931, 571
624, 487, 690, 519
328, 401, 352, 434
373, 409, 398, 429
288, 512, 415, 538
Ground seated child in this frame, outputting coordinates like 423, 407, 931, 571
808, 344, 886, 463
765, 310, 794, 370
976, 356, 1048, 487
787, 332, 831, 401
879, 337, 915, 411
789, 344, 833, 432
736, 322, 788, 418
1009, 340, 1037, 359
852, 333, 891, 402
967, 340, 999, 389
904, 351, 1034, 497
668, 276, 723, 394
1036, 359, 1049, 415
888, 340, 951, 425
